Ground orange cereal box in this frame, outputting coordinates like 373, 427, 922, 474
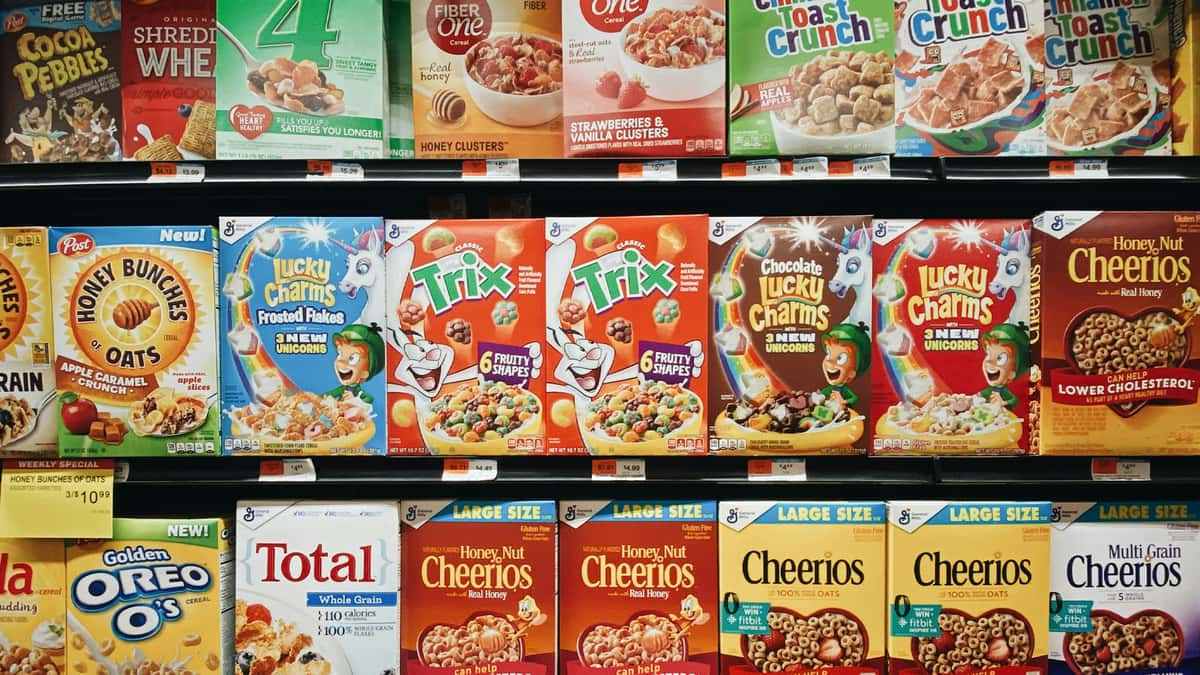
559, 500, 717, 675
0, 539, 65, 674
0, 228, 55, 456
401, 500, 557, 675
546, 216, 708, 454
386, 219, 545, 454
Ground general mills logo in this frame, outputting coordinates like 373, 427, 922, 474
405, 505, 418, 521
57, 234, 94, 257
725, 506, 738, 524
712, 220, 725, 238
563, 504, 577, 521
549, 221, 562, 238
1051, 214, 1065, 232
898, 508, 912, 525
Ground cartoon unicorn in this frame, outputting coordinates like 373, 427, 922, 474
333, 228, 386, 326
984, 228, 1030, 326
824, 227, 872, 327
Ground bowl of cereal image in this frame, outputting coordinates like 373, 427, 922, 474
714, 390, 865, 453
236, 591, 353, 675
227, 391, 377, 453
740, 607, 869, 670
577, 612, 687, 667
1063, 609, 1183, 675
900, 37, 1033, 136
128, 388, 210, 437
617, 4, 726, 102
875, 392, 1023, 453
1045, 64, 1158, 154
462, 33, 563, 127
421, 381, 543, 454
769, 51, 896, 155
909, 607, 1033, 675
582, 380, 703, 454
418, 613, 526, 667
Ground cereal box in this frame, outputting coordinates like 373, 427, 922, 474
385, 219, 545, 455
718, 502, 886, 675
215, 0, 386, 159
894, 0, 1045, 155
709, 217, 872, 455
121, 0, 216, 161
886, 501, 1052, 675
388, 0, 416, 158
1044, 0, 1171, 154
727, 0, 894, 155
1049, 501, 1200, 675
50, 226, 219, 457
559, 500, 717, 675
401, 500, 556, 675
1170, 0, 1198, 154
236, 501, 399, 675
547, 215, 708, 455
562, 0, 726, 156
219, 217, 387, 455
0, 228, 55, 456
0, 539, 65, 675
66, 517, 231, 675
871, 218, 1032, 455
2, 0, 121, 164
410, 0, 562, 158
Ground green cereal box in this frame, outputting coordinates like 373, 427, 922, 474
216, 0, 387, 159
728, 0, 895, 155
387, 0, 415, 158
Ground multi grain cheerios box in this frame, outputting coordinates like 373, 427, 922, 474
50, 226, 219, 457
1049, 501, 1200, 675
547, 215, 708, 455
67, 517, 232, 675
560, 500, 717, 675
220, 217, 387, 455
871, 218, 1032, 455
709, 217, 872, 455
401, 500, 556, 675
886, 501, 1052, 675
1032, 211, 1200, 454
0, 539, 65, 674
0, 228, 56, 456
236, 501, 399, 675
385, 219, 545, 455
718, 502, 886, 675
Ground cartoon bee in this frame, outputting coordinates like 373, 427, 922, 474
507, 595, 548, 641
670, 594, 711, 637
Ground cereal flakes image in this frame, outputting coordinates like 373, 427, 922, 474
0, 228, 56, 455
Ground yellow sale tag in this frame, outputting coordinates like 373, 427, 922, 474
0, 460, 114, 538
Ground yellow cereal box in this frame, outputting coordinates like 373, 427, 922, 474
0, 539, 65, 674
67, 518, 232, 675
0, 228, 55, 456
1172, 0, 1199, 154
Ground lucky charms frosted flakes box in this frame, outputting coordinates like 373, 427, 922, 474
0, 228, 55, 456
220, 217, 387, 455
50, 226, 219, 457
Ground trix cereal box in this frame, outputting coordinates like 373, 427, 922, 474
709, 217, 872, 455
547, 216, 708, 455
50, 226, 219, 457
719, 502, 886, 675
894, 0, 1045, 155
388, 0, 415, 158
0, 228, 55, 456
1032, 211, 1200, 454
401, 500, 557, 675
562, 0, 726, 156
220, 217, 387, 455
237, 501, 399, 675
121, 0, 216, 161
0, 539, 65, 674
2, 0, 121, 163
559, 500, 718, 675
67, 517, 232, 675
410, 0, 562, 158
886, 502, 1052, 675
728, 0, 894, 155
1049, 501, 1200, 675
871, 219, 1032, 455
385, 219, 545, 455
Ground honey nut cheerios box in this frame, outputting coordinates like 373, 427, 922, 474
0, 228, 56, 456
50, 226, 219, 457
559, 500, 718, 675
66, 517, 232, 675
0, 539, 66, 675
886, 501, 1051, 675
220, 217, 387, 455
401, 500, 556, 675
1049, 501, 1200, 675
718, 502, 886, 675
386, 219, 545, 455
547, 215, 708, 455
870, 218, 1032, 455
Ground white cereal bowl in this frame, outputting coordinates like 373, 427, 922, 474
770, 112, 895, 154
1045, 64, 1158, 153
617, 7, 726, 102
462, 33, 563, 127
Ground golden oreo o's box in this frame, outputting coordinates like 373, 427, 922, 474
0, 228, 56, 455
0, 539, 65, 672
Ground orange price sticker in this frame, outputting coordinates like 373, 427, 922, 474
617, 162, 644, 179
747, 459, 807, 481
828, 160, 853, 176
258, 459, 316, 482
306, 159, 332, 176
721, 162, 747, 178
462, 159, 519, 180
1090, 458, 1149, 481
442, 458, 498, 481
591, 459, 645, 480
148, 162, 204, 182
305, 160, 363, 180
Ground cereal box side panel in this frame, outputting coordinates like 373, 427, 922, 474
387, 0, 416, 158
0, 538, 65, 673
0, 227, 56, 455
1170, 0, 1199, 154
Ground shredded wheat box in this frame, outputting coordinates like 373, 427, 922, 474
0, 228, 55, 456
0, 539, 65, 674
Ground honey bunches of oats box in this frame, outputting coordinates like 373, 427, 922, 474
0, 228, 56, 456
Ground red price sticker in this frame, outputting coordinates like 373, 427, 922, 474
148, 162, 204, 182
306, 160, 363, 180
462, 159, 519, 180
259, 459, 316, 482
442, 458, 498, 481
1091, 458, 1149, 481
592, 459, 646, 480
748, 459, 807, 481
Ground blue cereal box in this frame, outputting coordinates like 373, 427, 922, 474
219, 217, 387, 454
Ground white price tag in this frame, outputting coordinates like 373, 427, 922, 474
592, 459, 646, 481
259, 459, 317, 482
792, 157, 830, 178
442, 458, 498, 481
462, 159, 520, 180
306, 160, 364, 180
148, 162, 205, 182
618, 160, 677, 180
114, 461, 130, 483
1050, 159, 1109, 178
747, 459, 808, 481
723, 159, 789, 179
1091, 458, 1150, 481
852, 155, 891, 177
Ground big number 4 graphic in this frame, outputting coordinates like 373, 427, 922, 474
257, 0, 340, 68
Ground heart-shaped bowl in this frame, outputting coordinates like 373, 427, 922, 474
739, 606, 870, 668
1062, 608, 1183, 675
909, 607, 1035, 675
417, 612, 526, 667
576, 610, 688, 667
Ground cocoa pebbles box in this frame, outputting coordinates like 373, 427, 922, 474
709, 217, 872, 455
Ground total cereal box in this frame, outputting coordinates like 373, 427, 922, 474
220, 217, 387, 455
871, 218, 1032, 455
401, 500, 557, 675
886, 501, 1052, 675
1049, 501, 1200, 675
385, 219, 545, 455
0, 539, 65, 675
709, 217, 872, 455
236, 501, 399, 675
0, 228, 55, 456
66, 517, 232, 675
547, 216, 708, 455
50, 226, 219, 457
559, 500, 717, 675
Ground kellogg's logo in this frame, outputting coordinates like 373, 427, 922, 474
58, 234, 94, 258
427, 0, 492, 55
3, 12, 27, 32
582, 0, 646, 34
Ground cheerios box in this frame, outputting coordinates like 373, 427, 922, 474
547, 216, 708, 455
385, 219, 545, 455
718, 502, 886, 675
1049, 501, 1200, 675
0, 539, 65, 674
401, 501, 557, 675
219, 217, 387, 455
0, 228, 56, 456
67, 517, 232, 675
50, 226, 219, 457
886, 501, 1051, 675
